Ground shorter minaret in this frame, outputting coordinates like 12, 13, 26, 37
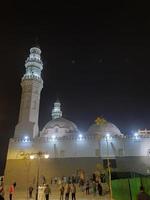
51, 99, 62, 119
14, 46, 43, 138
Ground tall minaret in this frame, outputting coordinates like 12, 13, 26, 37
51, 99, 62, 119
14, 46, 43, 138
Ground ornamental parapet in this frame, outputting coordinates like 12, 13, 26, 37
10, 134, 150, 144
25, 57, 43, 64
22, 74, 42, 82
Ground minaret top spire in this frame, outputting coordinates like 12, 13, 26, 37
34, 36, 40, 49
23, 46, 43, 80
51, 99, 62, 120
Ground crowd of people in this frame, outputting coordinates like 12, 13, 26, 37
33, 178, 150, 200
26, 174, 104, 200
0, 174, 149, 200
34, 173, 106, 200
36, 181, 101, 200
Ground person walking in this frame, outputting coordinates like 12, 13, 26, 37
13, 182, 16, 189
137, 186, 150, 200
9, 183, 15, 200
65, 183, 70, 200
60, 184, 64, 200
71, 184, 76, 200
97, 182, 102, 196
92, 181, 96, 196
85, 181, 90, 195
44, 184, 51, 200
0, 184, 4, 200
28, 186, 34, 198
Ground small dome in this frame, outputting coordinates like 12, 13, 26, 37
41, 117, 78, 137
88, 120, 123, 137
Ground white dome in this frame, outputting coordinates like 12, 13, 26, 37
41, 117, 78, 137
88, 121, 123, 137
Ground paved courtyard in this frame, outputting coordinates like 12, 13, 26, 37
4, 184, 111, 200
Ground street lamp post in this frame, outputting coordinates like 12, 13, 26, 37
29, 151, 49, 200
19, 152, 31, 200
105, 134, 113, 200
35, 159, 40, 200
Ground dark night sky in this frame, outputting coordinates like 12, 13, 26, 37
0, 1, 150, 173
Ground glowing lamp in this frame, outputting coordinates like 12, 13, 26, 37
52, 135, 56, 140
30, 155, 35, 160
23, 135, 30, 142
105, 133, 112, 141
78, 134, 83, 140
134, 132, 139, 140
134, 132, 138, 137
44, 154, 49, 159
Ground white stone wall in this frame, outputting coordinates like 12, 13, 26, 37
7, 137, 99, 159
100, 137, 150, 157
7, 136, 150, 160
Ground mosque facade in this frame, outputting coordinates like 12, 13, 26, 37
4, 46, 150, 187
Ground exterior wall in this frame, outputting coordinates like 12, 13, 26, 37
4, 136, 150, 188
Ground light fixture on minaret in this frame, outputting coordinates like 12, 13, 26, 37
51, 99, 62, 119
14, 46, 43, 138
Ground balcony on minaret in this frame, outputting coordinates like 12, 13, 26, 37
23, 47, 43, 80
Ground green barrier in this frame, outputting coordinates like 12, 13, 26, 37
112, 177, 150, 200
112, 179, 131, 200
129, 177, 141, 200
141, 177, 150, 195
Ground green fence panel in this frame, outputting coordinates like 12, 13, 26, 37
141, 177, 150, 195
112, 179, 131, 200
129, 177, 141, 200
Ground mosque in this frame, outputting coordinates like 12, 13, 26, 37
4, 46, 150, 187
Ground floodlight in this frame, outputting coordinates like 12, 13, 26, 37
23, 135, 30, 142
134, 132, 140, 140
134, 132, 138, 137
105, 133, 112, 141
52, 135, 56, 140
24, 136, 29, 140
78, 134, 83, 140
